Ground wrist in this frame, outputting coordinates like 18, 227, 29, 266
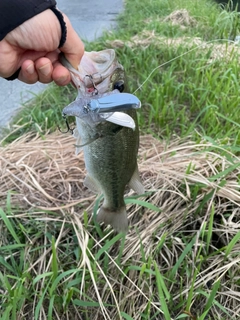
50, 7, 67, 48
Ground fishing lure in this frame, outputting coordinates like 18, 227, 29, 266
59, 53, 141, 130
78, 91, 141, 114
62, 90, 141, 129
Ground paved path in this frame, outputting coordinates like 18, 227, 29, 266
0, 0, 123, 129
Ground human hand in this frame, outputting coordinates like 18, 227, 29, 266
0, 9, 84, 86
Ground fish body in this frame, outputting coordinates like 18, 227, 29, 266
60, 49, 144, 232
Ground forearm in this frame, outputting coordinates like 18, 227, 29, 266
0, 0, 57, 41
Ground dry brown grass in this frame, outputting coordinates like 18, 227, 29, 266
1, 132, 240, 216
163, 9, 197, 29
107, 31, 239, 63
1, 132, 240, 319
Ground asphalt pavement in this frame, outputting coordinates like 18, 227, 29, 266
0, 0, 123, 130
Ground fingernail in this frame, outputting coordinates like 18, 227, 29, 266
39, 63, 51, 76
57, 75, 69, 85
26, 64, 35, 75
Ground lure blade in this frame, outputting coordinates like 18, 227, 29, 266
101, 112, 136, 129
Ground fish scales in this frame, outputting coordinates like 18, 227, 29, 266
60, 49, 144, 232
80, 109, 138, 205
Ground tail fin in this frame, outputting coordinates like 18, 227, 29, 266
96, 206, 128, 233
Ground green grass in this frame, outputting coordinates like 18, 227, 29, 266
1, 0, 240, 319
1, 84, 76, 144
0, 196, 238, 319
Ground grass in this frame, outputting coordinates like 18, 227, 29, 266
1, 0, 240, 319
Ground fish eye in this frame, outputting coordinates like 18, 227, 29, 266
113, 80, 124, 92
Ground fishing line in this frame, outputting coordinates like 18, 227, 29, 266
133, 38, 236, 94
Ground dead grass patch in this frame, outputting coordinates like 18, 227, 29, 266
107, 31, 239, 62
163, 9, 197, 29
1, 132, 239, 212
107, 5, 240, 65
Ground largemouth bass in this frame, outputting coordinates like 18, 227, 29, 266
60, 49, 144, 232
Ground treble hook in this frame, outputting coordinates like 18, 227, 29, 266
84, 74, 99, 95
58, 115, 75, 134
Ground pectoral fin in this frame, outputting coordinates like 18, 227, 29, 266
84, 175, 101, 194
128, 166, 145, 194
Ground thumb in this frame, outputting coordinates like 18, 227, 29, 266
60, 14, 84, 69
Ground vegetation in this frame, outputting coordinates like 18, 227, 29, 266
1, 0, 240, 319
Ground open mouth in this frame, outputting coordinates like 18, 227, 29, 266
77, 49, 123, 92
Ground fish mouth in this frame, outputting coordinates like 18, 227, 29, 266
60, 49, 137, 129
65, 49, 124, 96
